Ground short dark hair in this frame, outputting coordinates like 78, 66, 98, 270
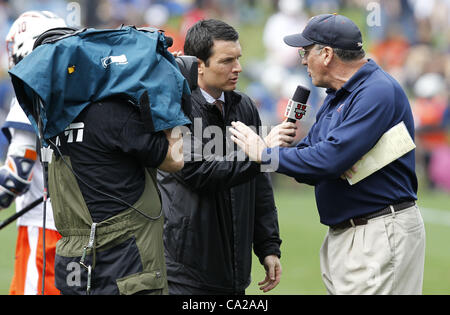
184, 19, 239, 66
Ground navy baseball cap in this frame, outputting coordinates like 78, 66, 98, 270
284, 14, 363, 50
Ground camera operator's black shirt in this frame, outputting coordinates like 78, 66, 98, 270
51, 98, 169, 222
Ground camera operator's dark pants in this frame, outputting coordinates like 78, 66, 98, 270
168, 281, 245, 295
49, 157, 168, 295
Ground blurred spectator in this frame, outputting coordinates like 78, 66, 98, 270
237, 0, 265, 25
305, 0, 340, 14
413, 73, 447, 146
412, 72, 448, 188
366, 0, 417, 45
369, 27, 410, 82
442, 104, 450, 128
402, 45, 433, 90
144, 4, 185, 52
8, 0, 67, 18
412, 0, 450, 48
429, 146, 450, 192
245, 81, 277, 126
0, 75, 11, 161
263, 0, 308, 70
179, 1, 208, 39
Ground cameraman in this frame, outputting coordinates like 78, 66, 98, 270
48, 95, 183, 295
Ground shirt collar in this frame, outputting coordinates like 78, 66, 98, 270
325, 59, 379, 96
200, 88, 225, 104
341, 59, 378, 93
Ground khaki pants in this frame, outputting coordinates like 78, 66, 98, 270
320, 205, 425, 295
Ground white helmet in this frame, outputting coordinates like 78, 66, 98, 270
5, 11, 66, 69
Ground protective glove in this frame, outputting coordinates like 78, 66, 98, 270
0, 155, 34, 209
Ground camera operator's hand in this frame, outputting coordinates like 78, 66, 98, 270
171, 50, 183, 58
158, 127, 184, 173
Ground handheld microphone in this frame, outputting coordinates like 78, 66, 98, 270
284, 85, 310, 123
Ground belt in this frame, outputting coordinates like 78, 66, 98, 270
330, 201, 416, 230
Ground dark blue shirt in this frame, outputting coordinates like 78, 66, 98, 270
263, 59, 417, 226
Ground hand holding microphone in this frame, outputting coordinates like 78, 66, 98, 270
264, 85, 310, 148
230, 85, 311, 163
264, 121, 297, 148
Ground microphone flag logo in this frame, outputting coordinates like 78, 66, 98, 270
294, 103, 307, 120
285, 99, 308, 121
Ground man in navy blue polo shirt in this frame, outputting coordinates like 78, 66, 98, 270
230, 14, 425, 294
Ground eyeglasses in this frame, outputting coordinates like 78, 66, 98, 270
298, 46, 325, 60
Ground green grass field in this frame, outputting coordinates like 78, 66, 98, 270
1, 175, 449, 295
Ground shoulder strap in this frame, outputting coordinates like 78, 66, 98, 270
33, 27, 84, 49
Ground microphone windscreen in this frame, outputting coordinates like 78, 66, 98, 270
292, 85, 310, 104
285, 85, 311, 122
